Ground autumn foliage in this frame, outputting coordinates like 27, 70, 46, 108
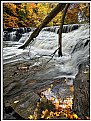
3, 3, 90, 28
27, 86, 81, 120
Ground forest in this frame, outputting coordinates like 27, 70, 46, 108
3, 3, 90, 28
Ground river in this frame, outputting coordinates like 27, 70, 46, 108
3, 24, 90, 119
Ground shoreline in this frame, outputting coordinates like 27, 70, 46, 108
3, 57, 90, 119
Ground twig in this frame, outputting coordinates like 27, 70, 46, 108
45, 47, 59, 63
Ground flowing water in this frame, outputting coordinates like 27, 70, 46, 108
3, 24, 90, 119
3, 24, 90, 79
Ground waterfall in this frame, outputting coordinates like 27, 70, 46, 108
3, 27, 32, 41
42, 24, 83, 33
3, 24, 89, 80
62, 24, 81, 33
3, 24, 83, 42
31, 24, 89, 52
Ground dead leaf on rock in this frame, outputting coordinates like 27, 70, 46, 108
14, 100, 19, 104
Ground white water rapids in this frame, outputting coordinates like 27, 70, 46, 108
3, 24, 89, 81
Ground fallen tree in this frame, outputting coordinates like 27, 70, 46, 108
18, 3, 66, 49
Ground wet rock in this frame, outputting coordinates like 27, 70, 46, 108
3, 105, 25, 119
73, 60, 90, 119
3, 59, 89, 119
3, 61, 65, 119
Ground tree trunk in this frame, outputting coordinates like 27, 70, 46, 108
18, 3, 66, 49
58, 4, 70, 57
73, 60, 90, 119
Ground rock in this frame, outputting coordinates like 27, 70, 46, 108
73, 60, 90, 119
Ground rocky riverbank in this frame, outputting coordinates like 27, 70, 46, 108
3, 57, 90, 119
3, 60, 66, 119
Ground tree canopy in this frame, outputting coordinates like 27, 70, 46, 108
3, 3, 90, 28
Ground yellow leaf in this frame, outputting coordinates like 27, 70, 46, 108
73, 114, 78, 119
51, 97, 55, 101
85, 116, 90, 119
36, 102, 40, 107
42, 109, 48, 115
46, 116, 51, 119
14, 100, 19, 104
54, 112, 60, 117
41, 115, 44, 118
69, 114, 73, 119
69, 86, 74, 92
64, 113, 68, 118
51, 84, 53, 88
41, 95, 44, 99
48, 88, 51, 92
50, 111, 54, 116
28, 115, 33, 119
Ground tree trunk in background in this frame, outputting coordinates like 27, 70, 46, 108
73, 59, 90, 119
18, 3, 66, 49
58, 4, 70, 57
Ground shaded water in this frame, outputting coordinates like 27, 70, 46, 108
3, 24, 90, 119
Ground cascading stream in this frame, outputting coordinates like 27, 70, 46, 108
3, 24, 90, 119
3, 24, 89, 80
